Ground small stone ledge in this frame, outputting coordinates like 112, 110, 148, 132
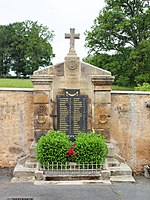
34, 180, 111, 185
0, 88, 33, 92
111, 91, 150, 95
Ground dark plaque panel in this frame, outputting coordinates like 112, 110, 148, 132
57, 89, 87, 141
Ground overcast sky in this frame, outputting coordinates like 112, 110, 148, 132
0, 0, 105, 63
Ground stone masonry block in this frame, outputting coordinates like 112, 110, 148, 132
107, 143, 115, 158
34, 91, 49, 103
30, 143, 36, 159
94, 104, 111, 116
35, 170, 44, 180
94, 91, 111, 104
94, 85, 111, 91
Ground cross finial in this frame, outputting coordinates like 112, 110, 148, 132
65, 28, 80, 55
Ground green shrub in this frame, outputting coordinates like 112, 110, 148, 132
36, 130, 71, 164
135, 83, 150, 91
75, 132, 108, 164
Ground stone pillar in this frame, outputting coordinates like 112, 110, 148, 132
92, 76, 114, 141
31, 75, 54, 141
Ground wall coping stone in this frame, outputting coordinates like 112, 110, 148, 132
111, 91, 150, 95
0, 88, 149, 95
0, 88, 34, 92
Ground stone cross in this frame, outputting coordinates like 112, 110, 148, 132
65, 28, 80, 55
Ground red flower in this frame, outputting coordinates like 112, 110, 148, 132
67, 148, 74, 155
66, 145, 77, 160
73, 153, 76, 157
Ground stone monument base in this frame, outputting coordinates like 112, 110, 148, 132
12, 142, 135, 183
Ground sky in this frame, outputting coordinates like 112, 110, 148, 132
0, 0, 105, 64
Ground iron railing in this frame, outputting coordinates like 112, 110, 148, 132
38, 162, 104, 175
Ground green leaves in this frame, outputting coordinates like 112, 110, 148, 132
36, 131, 71, 164
36, 131, 108, 165
135, 83, 150, 91
85, 0, 150, 52
0, 20, 55, 77
75, 132, 108, 164
84, 0, 150, 87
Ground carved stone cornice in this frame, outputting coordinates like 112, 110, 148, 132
92, 75, 115, 85
31, 75, 54, 85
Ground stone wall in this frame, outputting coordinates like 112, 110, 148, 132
111, 91, 150, 172
0, 88, 149, 172
0, 88, 34, 166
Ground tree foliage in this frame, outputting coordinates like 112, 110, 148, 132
0, 20, 55, 77
85, 0, 150, 86
0, 25, 12, 76
135, 82, 150, 91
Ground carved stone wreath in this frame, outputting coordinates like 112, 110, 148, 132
67, 59, 78, 70
37, 114, 46, 124
98, 115, 108, 124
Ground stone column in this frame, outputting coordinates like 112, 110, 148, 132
92, 76, 114, 141
31, 75, 54, 141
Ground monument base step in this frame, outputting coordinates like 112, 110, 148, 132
34, 180, 111, 185
13, 164, 36, 178
106, 158, 120, 167
110, 175, 135, 182
44, 174, 108, 181
110, 163, 132, 176
12, 142, 135, 183
25, 160, 38, 168
11, 176, 35, 183
12, 162, 135, 182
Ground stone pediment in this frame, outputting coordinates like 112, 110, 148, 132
33, 60, 111, 77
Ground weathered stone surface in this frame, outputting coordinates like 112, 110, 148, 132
33, 63, 64, 76
81, 62, 111, 76
0, 89, 34, 166
94, 91, 111, 104
94, 104, 111, 116
35, 170, 44, 180
64, 57, 80, 77
94, 85, 112, 91
34, 91, 49, 103
111, 92, 150, 172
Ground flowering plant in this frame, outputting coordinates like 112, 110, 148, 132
66, 144, 76, 161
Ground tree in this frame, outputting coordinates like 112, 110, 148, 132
0, 20, 55, 77
0, 25, 12, 76
83, 49, 136, 86
85, 0, 150, 86
130, 40, 150, 84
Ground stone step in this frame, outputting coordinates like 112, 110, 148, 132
110, 175, 135, 182
25, 160, 38, 168
13, 164, 36, 178
109, 163, 132, 176
107, 158, 120, 167
34, 180, 111, 185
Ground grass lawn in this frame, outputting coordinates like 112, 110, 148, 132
0, 78, 135, 91
112, 85, 134, 91
0, 78, 33, 88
